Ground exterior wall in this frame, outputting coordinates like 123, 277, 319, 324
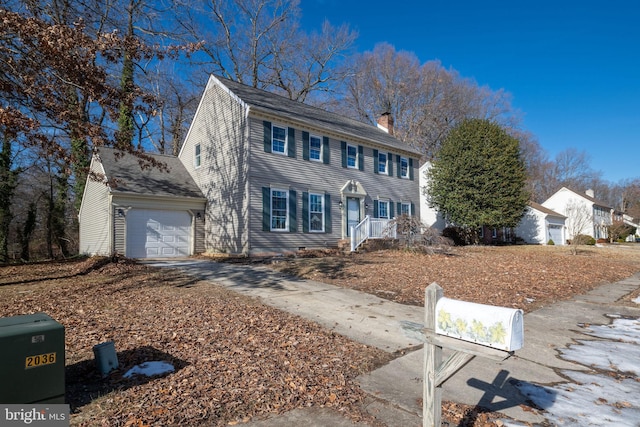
247, 115, 421, 255
78, 159, 112, 256
542, 188, 612, 240
515, 206, 546, 244
179, 77, 250, 254
419, 162, 447, 231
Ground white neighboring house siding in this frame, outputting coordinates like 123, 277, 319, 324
514, 204, 566, 245
78, 158, 112, 256
419, 162, 446, 231
179, 76, 250, 255
542, 187, 611, 240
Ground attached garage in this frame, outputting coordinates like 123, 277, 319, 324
79, 148, 206, 259
126, 210, 192, 258
547, 224, 564, 245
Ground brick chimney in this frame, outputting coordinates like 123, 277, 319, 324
377, 112, 394, 136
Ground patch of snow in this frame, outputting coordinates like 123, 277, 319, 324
513, 317, 640, 426
124, 361, 175, 378
633, 296, 640, 305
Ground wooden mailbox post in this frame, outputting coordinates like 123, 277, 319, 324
423, 283, 524, 427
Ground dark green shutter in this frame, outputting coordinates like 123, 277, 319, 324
324, 194, 332, 233
396, 155, 401, 178
289, 189, 297, 232
262, 187, 270, 231
263, 121, 272, 153
358, 145, 364, 171
341, 141, 347, 168
373, 200, 379, 218
388, 152, 393, 176
389, 201, 395, 218
302, 132, 310, 161
302, 191, 309, 233
411, 202, 415, 217
322, 137, 330, 164
409, 158, 414, 180
397, 202, 402, 217
288, 127, 296, 158
373, 149, 379, 174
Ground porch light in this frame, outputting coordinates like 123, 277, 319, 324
338, 200, 343, 210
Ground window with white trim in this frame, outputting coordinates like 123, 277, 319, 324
271, 189, 288, 231
309, 193, 324, 232
400, 202, 411, 216
347, 144, 357, 168
378, 152, 387, 174
309, 135, 322, 161
195, 143, 201, 168
400, 156, 409, 178
378, 200, 390, 219
272, 125, 287, 154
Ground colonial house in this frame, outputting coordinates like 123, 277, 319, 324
514, 202, 567, 245
79, 75, 422, 258
542, 187, 614, 241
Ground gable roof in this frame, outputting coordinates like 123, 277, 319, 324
212, 75, 422, 157
96, 147, 205, 199
528, 201, 566, 218
559, 187, 612, 209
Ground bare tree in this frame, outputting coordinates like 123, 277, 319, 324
564, 200, 593, 255
174, 0, 356, 100
339, 43, 521, 159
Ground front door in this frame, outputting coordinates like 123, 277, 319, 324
346, 197, 360, 236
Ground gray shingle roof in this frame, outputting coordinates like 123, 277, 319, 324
214, 75, 422, 156
97, 147, 204, 199
529, 201, 566, 218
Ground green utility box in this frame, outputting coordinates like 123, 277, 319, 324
0, 313, 65, 404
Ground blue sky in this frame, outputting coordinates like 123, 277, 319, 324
300, 0, 639, 183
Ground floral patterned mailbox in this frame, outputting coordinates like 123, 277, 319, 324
435, 297, 524, 351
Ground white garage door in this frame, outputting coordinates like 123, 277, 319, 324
548, 224, 563, 245
127, 210, 192, 258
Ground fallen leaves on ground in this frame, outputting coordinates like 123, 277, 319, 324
0, 258, 391, 426
264, 245, 640, 312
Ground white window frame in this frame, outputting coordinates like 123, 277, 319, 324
347, 144, 357, 169
378, 200, 390, 219
309, 193, 324, 232
310, 135, 322, 162
270, 188, 289, 231
378, 152, 388, 174
400, 202, 411, 216
194, 143, 201, 168
400, 156, 409, 178
272, 124, 287, 155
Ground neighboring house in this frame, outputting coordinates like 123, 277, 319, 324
79, 75, 421, 258
418, 161, 447, 231
542, 187, 613, 240
177, 75, 421, 256
78, 148, 206, 258
515, 202, 567, 245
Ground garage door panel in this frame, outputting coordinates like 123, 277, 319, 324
127, 210, 192, 258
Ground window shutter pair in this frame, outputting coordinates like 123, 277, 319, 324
302, 132, 330, 164
373, 150, 394, 174
340, 141, 364, 171
301, 193, 332, 233
261, 187, 297, 232
372, 199, 395, 219
263, 121, 295, 158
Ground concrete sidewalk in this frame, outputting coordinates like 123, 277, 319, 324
146, 259, 640, 426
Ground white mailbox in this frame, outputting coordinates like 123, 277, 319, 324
435, 297, 524, 351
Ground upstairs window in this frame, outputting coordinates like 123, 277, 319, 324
400, 156, 409, 178
194, 143, 201, 168
272, 125, 287, 154
347, 144, 357, 168
378, 152, 387, 174
310, 135, 321, 161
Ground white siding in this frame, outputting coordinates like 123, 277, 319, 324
419, 162, 446, 231
78, 158, 112, 256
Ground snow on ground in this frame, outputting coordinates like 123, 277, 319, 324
124, 361, 175, 379
634, 296, 640, 304
511, 317, 640, 426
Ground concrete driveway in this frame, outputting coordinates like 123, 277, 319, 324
146, 259, 640, 426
